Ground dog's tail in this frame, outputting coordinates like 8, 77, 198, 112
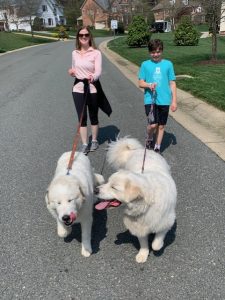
107, 136, 143, 169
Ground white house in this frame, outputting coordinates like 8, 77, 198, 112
37, 0, 66, 28
0, 0, 66, 32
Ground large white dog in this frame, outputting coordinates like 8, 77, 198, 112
96, 137, 177, 263
45, 151, 103, 257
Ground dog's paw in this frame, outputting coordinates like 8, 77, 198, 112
57, 225, 72, 238
135, 250, 149, 263
152, 239, 164, 251
81, 245, 92, 257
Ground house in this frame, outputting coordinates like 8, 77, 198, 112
80, 0, 111, 29
37, 0, 66, 28
79, 0, 136, 29
0, 0, 66, 32
152, 0, 205, 27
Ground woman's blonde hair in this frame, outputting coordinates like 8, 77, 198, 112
76, 26, 96, 50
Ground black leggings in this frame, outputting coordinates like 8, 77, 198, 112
72, 92, 99, 126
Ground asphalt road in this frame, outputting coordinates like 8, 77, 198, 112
0, 38, 224, 300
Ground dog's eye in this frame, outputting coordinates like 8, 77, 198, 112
68, 199, 73, 203
57, 201, 61, 205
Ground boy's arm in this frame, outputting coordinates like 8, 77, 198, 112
139, 79, 156, 91
170, 80, 177, 112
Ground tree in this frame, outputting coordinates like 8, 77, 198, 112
18, 0, 42, 37
61, 0, 83, 28
200, 0, 224, 60
127, 15, 151, 47
0, 0, 11, 31
174, 16, 199, 46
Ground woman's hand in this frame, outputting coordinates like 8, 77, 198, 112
88, 75, 94, 83
68, 68, 76, 77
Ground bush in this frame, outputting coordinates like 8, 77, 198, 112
56, 25, 69, 39
127, 15, 151, 47
33, 17, 43, 31
174, 16, 200, 46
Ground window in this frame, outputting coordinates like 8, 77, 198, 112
48, 18, 53, 25
42, 5, 47, 12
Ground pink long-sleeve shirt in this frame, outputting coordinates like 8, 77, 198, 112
72, 47, 102, 93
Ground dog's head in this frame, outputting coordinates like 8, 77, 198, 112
96, 170, 149, 204
45, 176, 85, 226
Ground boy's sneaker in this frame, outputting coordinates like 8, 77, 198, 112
146, 139, 154, 150
90, 141, 99, 152
80, 144, 89, 155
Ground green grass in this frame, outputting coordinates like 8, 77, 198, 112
0, 32, 56, 52
108, 33, 225, 111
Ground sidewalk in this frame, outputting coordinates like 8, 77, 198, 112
99, 39, 225, 162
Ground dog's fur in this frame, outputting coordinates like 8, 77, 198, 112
45, 151, 104, 257
97, 137, 177, 263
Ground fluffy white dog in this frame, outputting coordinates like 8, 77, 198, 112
96, 137, 177, 263
45, 151, 103, 257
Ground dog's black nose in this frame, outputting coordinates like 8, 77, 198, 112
62, 215, 70, 222
94, 187, 99, 195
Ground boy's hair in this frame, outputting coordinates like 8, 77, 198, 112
148, 39, 163, 52
76, 26, 96, 50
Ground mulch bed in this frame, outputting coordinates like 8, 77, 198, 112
196, 60, 225, 65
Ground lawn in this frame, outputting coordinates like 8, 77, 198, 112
108, 33, 225, 111
0, 32, 56, 52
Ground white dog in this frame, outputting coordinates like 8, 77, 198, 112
45, 151, 104, 257
96, 137, 177, 263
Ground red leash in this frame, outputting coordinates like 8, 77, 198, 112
67, 82, 89, 175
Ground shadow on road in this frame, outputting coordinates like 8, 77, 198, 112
161, 131, 177, 153
88, 124, 120, 145
114, 221, 177, 255
63, 209, 108, 254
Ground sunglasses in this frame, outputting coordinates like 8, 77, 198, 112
78, 33, 90, 38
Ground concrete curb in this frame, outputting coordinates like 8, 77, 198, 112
99, 38, 225, 162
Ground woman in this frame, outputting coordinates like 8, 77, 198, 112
68, 26, 111, 154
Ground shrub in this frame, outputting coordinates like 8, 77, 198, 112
56, 25, 69, 39
174, 16, 199, 46
127, 15, 151, 47
33, 17, 43, 31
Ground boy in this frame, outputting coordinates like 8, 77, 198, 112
138, 39, 177, 153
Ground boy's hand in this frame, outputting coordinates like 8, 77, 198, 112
68, 68, 76, 77
171, 102, 177, 112
148, 83, 157, 91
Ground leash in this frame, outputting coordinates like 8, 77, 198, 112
141, 90, 156, 174
67, 80, 90, 175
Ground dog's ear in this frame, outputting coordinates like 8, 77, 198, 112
94, 173, 105, 186
79, 185, 85, 200
124, 180, 143, 202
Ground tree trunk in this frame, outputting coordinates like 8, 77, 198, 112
211, 15, 217, 60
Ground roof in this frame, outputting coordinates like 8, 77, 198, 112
81, 0, 111, 11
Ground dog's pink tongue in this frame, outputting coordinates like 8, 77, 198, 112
95, 200, 121, 210
70, 212, 76, 222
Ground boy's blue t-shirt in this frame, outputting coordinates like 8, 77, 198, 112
138, 59, 176, 105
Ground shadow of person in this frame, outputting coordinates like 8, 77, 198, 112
114, 221, 177, 255
161, 131, 177, 153
63, 209, 108, 254
88, 125, 120, 145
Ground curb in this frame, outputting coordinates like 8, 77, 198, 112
99, 39, 225, 162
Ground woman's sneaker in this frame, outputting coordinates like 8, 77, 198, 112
146, 139, 154, 150
80, 144, 89, 155
90, 141, 99, 152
